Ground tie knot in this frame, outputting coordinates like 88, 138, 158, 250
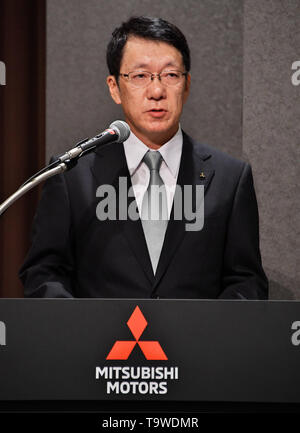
143, 150, 163, 172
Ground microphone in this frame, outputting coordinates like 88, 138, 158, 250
80, 120, 130, 152
59, 120, 131, 162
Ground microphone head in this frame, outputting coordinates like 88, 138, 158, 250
109, 120, 131, 143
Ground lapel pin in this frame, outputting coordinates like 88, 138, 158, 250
199, 172, 206, 179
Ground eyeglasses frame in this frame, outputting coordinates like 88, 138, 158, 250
118, 70, 188, 87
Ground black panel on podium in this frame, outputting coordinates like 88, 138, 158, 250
0, 299, 300, 412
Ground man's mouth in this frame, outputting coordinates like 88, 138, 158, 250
146, 108, 167, 118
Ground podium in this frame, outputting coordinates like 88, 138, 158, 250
0, 299, 300, 412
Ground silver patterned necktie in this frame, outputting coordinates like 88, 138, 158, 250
141, 150, 168, 274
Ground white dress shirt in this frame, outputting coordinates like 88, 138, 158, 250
123, 126, 183, 219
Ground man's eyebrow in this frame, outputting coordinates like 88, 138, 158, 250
163, 61, 180, 68
131, 62, 149, 70
131, 61, 181, 70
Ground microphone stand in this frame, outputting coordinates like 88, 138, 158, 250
0, 159, 77, 217
0, 120, 129, 217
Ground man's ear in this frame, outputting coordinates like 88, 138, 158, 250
107, 75, 122, 105
183, 73, 191, 104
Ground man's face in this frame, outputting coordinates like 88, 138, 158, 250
107, 37, 190, 147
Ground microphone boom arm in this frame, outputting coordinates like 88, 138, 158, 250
0, 120, 130, 217
0, 162, 69, 217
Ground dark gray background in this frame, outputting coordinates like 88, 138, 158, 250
46, 0, 300, 299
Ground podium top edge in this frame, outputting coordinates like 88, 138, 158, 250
0, 298, 299, 303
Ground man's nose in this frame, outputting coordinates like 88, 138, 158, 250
146, 76, 166, 100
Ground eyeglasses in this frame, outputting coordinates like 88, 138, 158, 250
119, 70, 188, 88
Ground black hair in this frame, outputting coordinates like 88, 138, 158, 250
106, 16, 190, 78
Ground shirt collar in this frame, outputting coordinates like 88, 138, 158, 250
123, 126, 183, 178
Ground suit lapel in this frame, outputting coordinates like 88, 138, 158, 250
90, 143, 155, 285
152, 132, 215, 292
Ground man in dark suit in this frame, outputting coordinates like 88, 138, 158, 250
19, 16, 268, 299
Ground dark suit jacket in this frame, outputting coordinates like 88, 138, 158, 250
19, 132, 268, 299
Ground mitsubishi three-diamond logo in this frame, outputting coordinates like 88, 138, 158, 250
106, 306, 167, 360
96, 306, 178, 394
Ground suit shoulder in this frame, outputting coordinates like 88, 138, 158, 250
53, 141, 123, 179
186, 134, 248, 173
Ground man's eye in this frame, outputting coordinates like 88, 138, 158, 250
166, 72, 179, 78
132, 73, 147, 79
